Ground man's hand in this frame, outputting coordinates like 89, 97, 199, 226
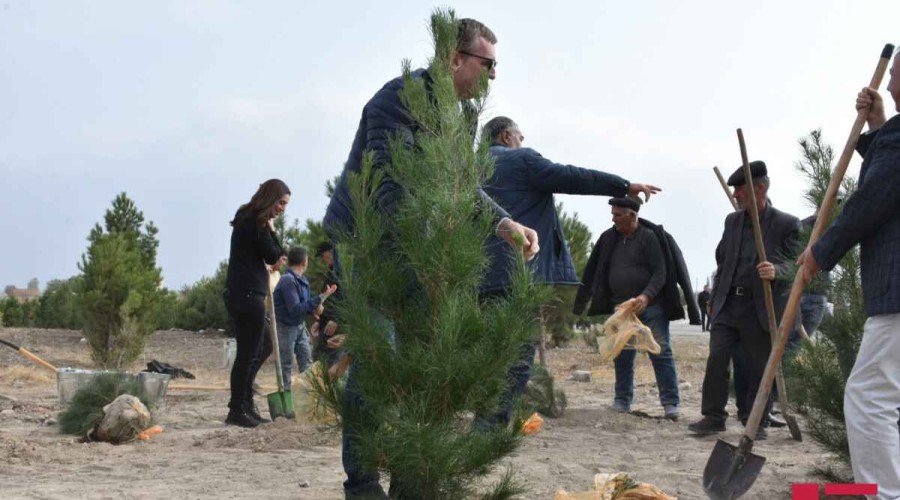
321, 284, 338, 300
310, 321, 320, 338
272, 255, 287, 271
497, 218, 540, 261
628, 183, 662, 203
315, 303, 324, 317
757, 261, 776, 281
857, 87, 886, 130
633, 294, 649, 314
796, 247, 821, 285
324, 320, 338, 337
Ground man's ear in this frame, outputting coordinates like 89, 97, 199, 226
450, 51, 463, 71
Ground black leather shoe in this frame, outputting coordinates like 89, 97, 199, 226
244, 402, 270, 423
740, 419, 769, 440
687, 417, 726, 435
225, 410, 260, 428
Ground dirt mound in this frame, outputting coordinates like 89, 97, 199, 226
197, 419, 340, 451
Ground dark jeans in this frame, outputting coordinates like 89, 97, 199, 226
613, 303, 680, 408
342, 359, 384, 498
277, 323, 312, 390
702, 293, 773, 423
225, 290, 267, 411
473, 340, 537, 429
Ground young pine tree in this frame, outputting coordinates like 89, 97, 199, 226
322, 9, 546, 498
788, 129, 864, 473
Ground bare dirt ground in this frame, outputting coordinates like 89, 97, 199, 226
0, 324, 836, 499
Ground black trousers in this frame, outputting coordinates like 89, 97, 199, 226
701, 292, 773, 423
247, 314, 273, 399
225, 290, 267, 411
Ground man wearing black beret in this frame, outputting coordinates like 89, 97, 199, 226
574, 197, 701, 421
688, 161, 801, 439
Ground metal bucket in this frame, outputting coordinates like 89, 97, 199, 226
56, 369, 170, 410
138, 372, 171, 410
57, 368, 136, 407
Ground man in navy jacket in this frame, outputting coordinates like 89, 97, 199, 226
798, 52, 900, 498
273, 247, 336, 391
322, 19, 541, 500
481, 116, 660, 294
479, 116, 662, 423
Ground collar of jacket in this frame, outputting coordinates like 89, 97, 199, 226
286, 268, 309, 287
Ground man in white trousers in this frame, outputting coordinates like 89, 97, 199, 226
798, 49, 900, 500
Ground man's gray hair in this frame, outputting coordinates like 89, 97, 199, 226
458, 18, 497, 52
754, 175, 770, 191
482, 116, 517, 145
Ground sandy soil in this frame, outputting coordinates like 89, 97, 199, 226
0, 324, 837, 499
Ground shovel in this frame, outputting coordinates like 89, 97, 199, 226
265, 285, 294, 420
737, 129, 803, 441
0, 338, 59, 373
703, 42, 895, 500
713, 166, 739, 211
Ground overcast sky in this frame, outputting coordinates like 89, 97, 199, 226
2, 1, 898, 293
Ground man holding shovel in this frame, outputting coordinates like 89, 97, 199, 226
688, 162, 801, 439
798, 54, 900, 499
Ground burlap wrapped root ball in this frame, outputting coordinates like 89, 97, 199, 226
90, 394, 151, 444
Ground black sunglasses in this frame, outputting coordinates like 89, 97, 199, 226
459, 50, 497, 70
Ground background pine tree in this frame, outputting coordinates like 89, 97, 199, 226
787, 128, 863, 478
78, 193, 163, 368
319, 9, 547, 498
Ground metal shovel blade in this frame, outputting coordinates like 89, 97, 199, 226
703, 438, 766, 500
785, 414, 802, 441
266, 389, 293, 420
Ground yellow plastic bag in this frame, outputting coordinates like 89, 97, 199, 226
554, 472, 677, 500
597, 300, 661, 362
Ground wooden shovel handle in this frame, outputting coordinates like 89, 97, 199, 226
267, 285, 285, 393
744, 43, 895, 439
713, 166, 738, 210
736, 128, 794, 438
1, 338, 58, 372
19, 347, 58, 373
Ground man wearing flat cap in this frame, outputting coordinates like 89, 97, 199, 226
477, 116, 664, 427
575, 197, 701, 421
688, 161, 801, 439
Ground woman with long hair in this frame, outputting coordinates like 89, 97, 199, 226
223, 179, 290, 427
